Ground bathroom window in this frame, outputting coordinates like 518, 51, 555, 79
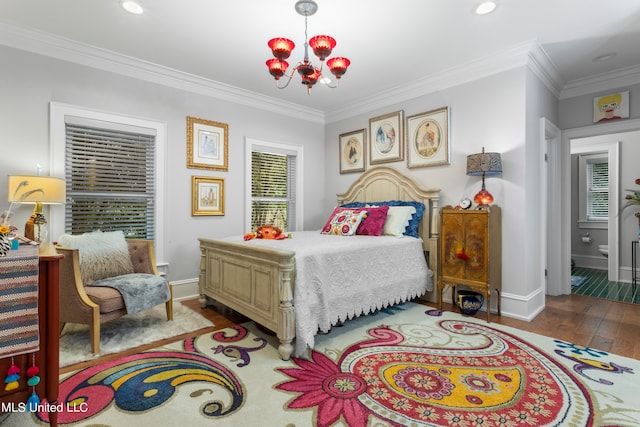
578, 153, 608, 226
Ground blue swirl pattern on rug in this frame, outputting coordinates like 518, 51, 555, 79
37, 351, 244, 424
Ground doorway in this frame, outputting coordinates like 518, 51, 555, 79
559, 118, 640, 295
570, 138, 619, 282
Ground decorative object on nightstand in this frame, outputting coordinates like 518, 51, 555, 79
457, 198, 472, 210
7, 174, 66, 243
439, 205, 502, 322
466, 147, 502, 208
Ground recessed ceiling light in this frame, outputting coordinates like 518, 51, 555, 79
475, 1, 497, 15
593, 53, 616, 62
121, 0, 144, 15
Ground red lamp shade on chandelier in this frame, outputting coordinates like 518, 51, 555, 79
466, 147, 502, 209
266, 0, 350, 93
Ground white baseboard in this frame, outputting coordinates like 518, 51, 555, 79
572, 253, 607, 270
437, 285, 544, 322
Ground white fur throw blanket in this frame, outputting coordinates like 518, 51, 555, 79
58, 230, 135, 284
57, 231, 169, 314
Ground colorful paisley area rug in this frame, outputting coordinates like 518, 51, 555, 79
5, 302, 640, 426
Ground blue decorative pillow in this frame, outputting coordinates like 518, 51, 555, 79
342, 200, 425, 238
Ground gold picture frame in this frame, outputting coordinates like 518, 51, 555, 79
339, 129, 366, 174
192, 176, 224, 216
187, 116, 228, 171
369, 110, 404, 165
406, 106, 450, 168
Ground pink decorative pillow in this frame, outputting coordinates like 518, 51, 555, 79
356, 205, 389, 236
321, 208, 368, 236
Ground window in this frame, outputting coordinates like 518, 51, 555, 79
586, 159, 608, 220
64, 120, 156, 237
246, 137, 303, 232
50, 103, 166, 261
578, 153, 608, 225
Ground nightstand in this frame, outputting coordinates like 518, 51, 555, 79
439, 205, 502, 322
0, 244, 61, 426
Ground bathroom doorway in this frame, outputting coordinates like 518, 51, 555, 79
570, 137, 619, 282
559, 119, 640, 296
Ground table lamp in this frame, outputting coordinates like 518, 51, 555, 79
466, 147, 502, 208
7, 175, 66, 242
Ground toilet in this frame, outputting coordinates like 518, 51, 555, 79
598, 245, 608, 257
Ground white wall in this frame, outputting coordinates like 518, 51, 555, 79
0, 45, 325, 282
570, 131, 640, 277
559, 82, 640, 129
324, 68, 550, 320
1, 43, 558, 320
560, 84, 640, 282
523, 68, 559, 305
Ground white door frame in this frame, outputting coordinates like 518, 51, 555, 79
570, 139, 620, 282
542, 118, 564, 295
560, 118, 640, 290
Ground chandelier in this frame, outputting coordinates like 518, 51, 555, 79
266, 0, 350, 94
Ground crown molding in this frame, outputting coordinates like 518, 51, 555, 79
559, 64, 640, 100
1, 22, 575, 124
0, 22, 325, 124
526, 40, 564, 97
326, 39, 559, 123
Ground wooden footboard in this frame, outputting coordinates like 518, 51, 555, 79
199, 166, 440, 361
198, 237, 296, 360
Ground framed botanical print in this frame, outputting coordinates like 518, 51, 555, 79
192, 176, 224, 216
369, 110, 404, 164
339, 129, 366, 174
187, 116, 228, 171
406, 106, 450, 168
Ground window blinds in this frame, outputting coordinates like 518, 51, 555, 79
64, 124, 156, 238
586, 160, 608, 221
250, 151, 296, 231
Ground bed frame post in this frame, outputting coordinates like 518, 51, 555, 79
277, 263, 295, 361
198, 248, 208, 308
428, 196, 440, 285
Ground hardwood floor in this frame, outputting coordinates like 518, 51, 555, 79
184, 295, 640, 360
61, 293, 639, 374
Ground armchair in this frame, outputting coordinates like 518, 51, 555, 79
57, 236, 173, 354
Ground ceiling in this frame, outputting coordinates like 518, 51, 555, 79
1, 0, 639, 114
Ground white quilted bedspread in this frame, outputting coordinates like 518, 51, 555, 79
228, 231, 432, 357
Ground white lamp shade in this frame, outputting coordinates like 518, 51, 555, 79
7, 175, 66, 204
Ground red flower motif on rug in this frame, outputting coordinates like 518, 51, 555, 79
276, 319, 601, 427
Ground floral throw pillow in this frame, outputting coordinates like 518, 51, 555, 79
321, 209, 368, 236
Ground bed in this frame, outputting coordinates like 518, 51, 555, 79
198, 166, 440, 360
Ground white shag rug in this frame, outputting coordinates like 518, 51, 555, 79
59, 301, 214, 367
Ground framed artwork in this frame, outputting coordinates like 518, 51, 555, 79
369, 110, 404, 164
339, 129, 366, 174
406, 106, 450, 168
187, 116, 228, 171
192, 176, 224, 216
593, 91, 629, 123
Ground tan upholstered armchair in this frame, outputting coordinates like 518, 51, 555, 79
57, 238, 173, 354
